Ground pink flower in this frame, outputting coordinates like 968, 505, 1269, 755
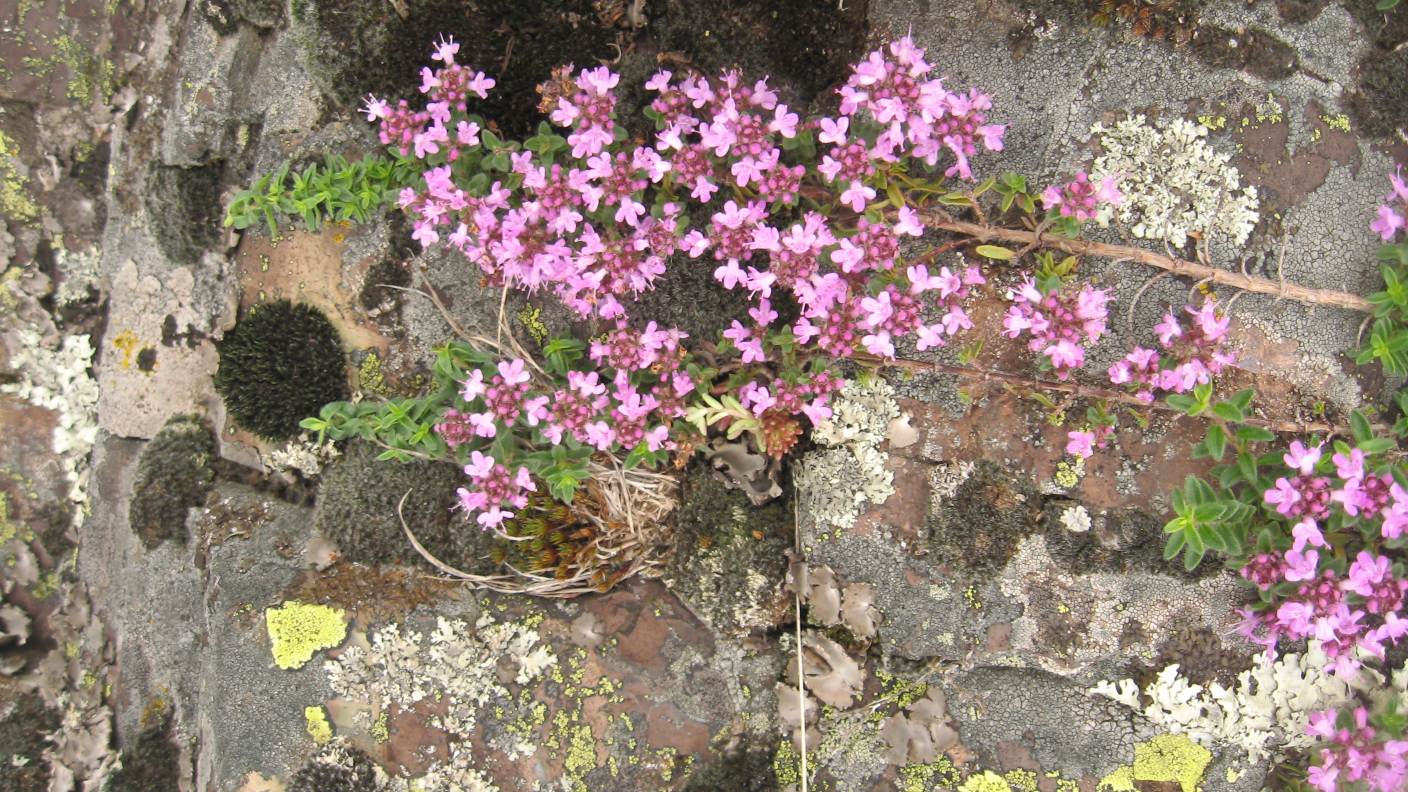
1292, 518, 1326, 552
465, 451, 495, 479
817, 117, 849, 145
1045, 339, 1084, 370
1284, 548, 1320, 582
894, 206, 925, 237
1265, 477, 1302, 516
460, 369, 486, 401
477, 506, 512, 529
840, 180, 876, 212
469, 412, 497, 438
1154, 312, 1183, 346
1333, 448, 1365, 481
1285, 441, 1323, 475
431, 34, 460, 63
1066, 430, 1095, 459
862, 331, 895, 358
1371, 205, 1405, 241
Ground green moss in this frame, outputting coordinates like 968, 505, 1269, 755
291, 0, 615, 138
772, 738, 802, 788
355, 350, 390, 397
265, 601, 348, 669
214, 300, 348, 440
143, 161, 224, 265
128, 414, 216, 549
313, 439, 492, 568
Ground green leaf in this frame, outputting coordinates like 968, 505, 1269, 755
1351, 410, 1373, 444
1166, 394, 1198, 414
1183, 533, 1206, 571
1359, 437, 1396, 455
1377, 0, 1400, 11
1164, 530, 1187, 561
975, 245, 1016, 261
1234, 425, 1276, 443
1210, 402, 1244, 423
1205, 424, 1227, 460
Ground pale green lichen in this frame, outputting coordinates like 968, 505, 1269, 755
265, 601, 348, 670
305, 705, 333, 744
899, 757, 962, 792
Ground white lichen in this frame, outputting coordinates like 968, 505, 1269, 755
264, 432, 340, 479
1090, 641, 1378, 763
1090, 114, 1260, 248
0, 329, 99, 524
1059, 504, 1091, 533
326, 612, 555, 743
795, 378, 899, 530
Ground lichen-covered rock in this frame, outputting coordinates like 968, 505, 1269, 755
127, 413, 216, 549
312, 439, 493, 569
265, 601, 348, 670
213, 300, 347, 440
664, 463, 792, 635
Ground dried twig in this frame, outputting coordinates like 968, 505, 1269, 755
919, 213, 1372, 313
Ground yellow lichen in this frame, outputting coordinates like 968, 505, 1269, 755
1320, 113, 1351, 133
516, 305, 549, 345
899, 757, 962, 792
1196, 115, 1226, 131
304, 705, 332, 744
1098, 734, 1211, 792
0, 129, 39, 222
112, 330, 141, 369
370, 711, 390, 743
264, 601, 347, 670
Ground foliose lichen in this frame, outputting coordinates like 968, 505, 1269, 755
1090, 114, 1259, 248
794, 377, 899, 530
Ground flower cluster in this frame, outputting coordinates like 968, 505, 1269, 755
1370, 165, 1408, 242
1305, 704, 1408, 792
435, 348, 696, 529
1235, 440, 1408, 677
1065, 425, 1113, 460
1040, 171, 1123, 223
1002, 277, 1111, 378
1108, 298, 1235, 402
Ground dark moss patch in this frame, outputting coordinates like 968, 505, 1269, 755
288, 745, 380, 792
664, 462, 793, 634
647, 0, 869, 109
1146, 623, 1255, 688
1042, 505, 1220, 581
924, 461, 1042, 576
1189, 25, 1298, 80
1341, 0, 1408, 50
0, 692, 59, 792
313, 439, 492, 569
129, 414, 216, 549
107, 715, 182, 792
143, 161, 224, 266
291, 0, 616, 138
683, 743, 779, 791
359, 257, 410, 312
135, 347, 158, 372
1272, 0, 1329, 24
214, 300, 348, 440
1347, 46, 1408, 140
628, 251, 754, 344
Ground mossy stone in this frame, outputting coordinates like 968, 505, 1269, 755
213, 300, 348, 440
664, 462, 793, 634
0, 692, 59, 792
128, 414, 216, 549
143, 161, 224, 266
925, 461, 1042, 576
313, 439, 495, 570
